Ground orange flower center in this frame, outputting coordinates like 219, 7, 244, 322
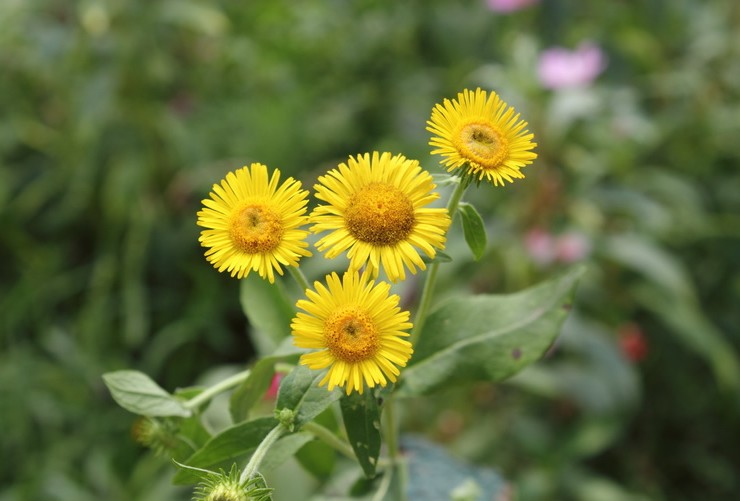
324, 306, 379, 362
229, 204, 284, 254
344, 183, 415, 246
455, 122, 510, 169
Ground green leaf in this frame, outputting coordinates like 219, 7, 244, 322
276, 365, 341, 430
230, 338, 306, 423
102, 370, 191, 417
403, 436, 507, 501
260, 432, 314, 473
240, 273, 296, 356
634, 283, 740, 393
397, 266, 585, 397
173, 416, 278, 485
340, 391, 381, 478
459, 203, 487, 260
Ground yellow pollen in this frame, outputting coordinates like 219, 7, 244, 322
455, 122, 510, 169
229, 204, 284, 254
324, 306, 379, 363
344, 183, 415, 246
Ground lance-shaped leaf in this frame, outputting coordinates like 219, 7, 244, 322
340, 390, 382, 478
172, 416, 278, 485
459, 202, 487, 260
102, 370, 191, 417
276, 364, 341, 431
397, 266, 585, 397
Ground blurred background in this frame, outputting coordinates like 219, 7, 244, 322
2, 0, 739, 499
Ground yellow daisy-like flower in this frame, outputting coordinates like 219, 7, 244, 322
197, 163, 311, 283
291, 271, 414, 395
427, 88, 538, 186
310, 152, 451, 282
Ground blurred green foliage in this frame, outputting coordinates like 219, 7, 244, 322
2, 0, 739, 499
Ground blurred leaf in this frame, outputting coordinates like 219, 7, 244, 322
397, 266, 585, 397
459, 203, 487, 260
229, 360, 275, 424
240, 274, 296, 356
508, 315, 641, 415
635, 283, 740, 393
260, 432, 314, 474
173, 416, 278, 485
402, 436, 507, 501
276, 364, 341, 431
600, 234, 695, 301
102, 371, 191, 418
340, 391, 381, 478
230, 337, 306, 423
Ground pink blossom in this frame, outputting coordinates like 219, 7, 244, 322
525, 228, 557, 265
555, 232, 591, 263
537, 43, 607, 89
485, 0, 538, 13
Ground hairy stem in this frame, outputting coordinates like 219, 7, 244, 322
183, 369, 250, 410
410, 178, 468, 345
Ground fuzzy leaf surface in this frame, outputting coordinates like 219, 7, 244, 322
397, 266, 585, 397
102, 370, 191, 417
276, 364, 341, 430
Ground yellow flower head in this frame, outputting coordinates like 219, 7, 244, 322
310, 152, 451, 282
197, 163, 311, 283
427, 88, 538, 186
292, 271, 414, 395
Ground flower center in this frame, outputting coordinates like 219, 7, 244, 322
229, 204, 284, 254
344, 183, 415, 246
324, 306, 379, 363
456, 122, 510, 169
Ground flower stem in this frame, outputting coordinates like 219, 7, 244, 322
239, 423, 286, 483
302, 422, 357, 461
410, 178, 468, 345
183, 369, 251, 410
288, 265, 311, 293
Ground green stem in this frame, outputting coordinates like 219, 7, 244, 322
239, 423, 286, 483
183, 369, 251, 410
288, 265, 312, 293
410, 178, 468, 345
384, 396, 407, 501
302, 422, 357, 461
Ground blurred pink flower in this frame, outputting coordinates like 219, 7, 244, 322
485, 0, 538, 13
525, 228, 557, 265
525, 228, 591, 265
555, 231, 591, 263
537, 43, 606, 89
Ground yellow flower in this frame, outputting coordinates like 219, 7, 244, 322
291, 271, 414, 395
427, 88, 538, 186
310, 152, 451, 282
197, 163, 311, 283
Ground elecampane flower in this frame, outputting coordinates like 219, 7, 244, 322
292, 271, 413, 395
197, 163, 311, 283
310, 152, 451, 282
427, 88, 537, 186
